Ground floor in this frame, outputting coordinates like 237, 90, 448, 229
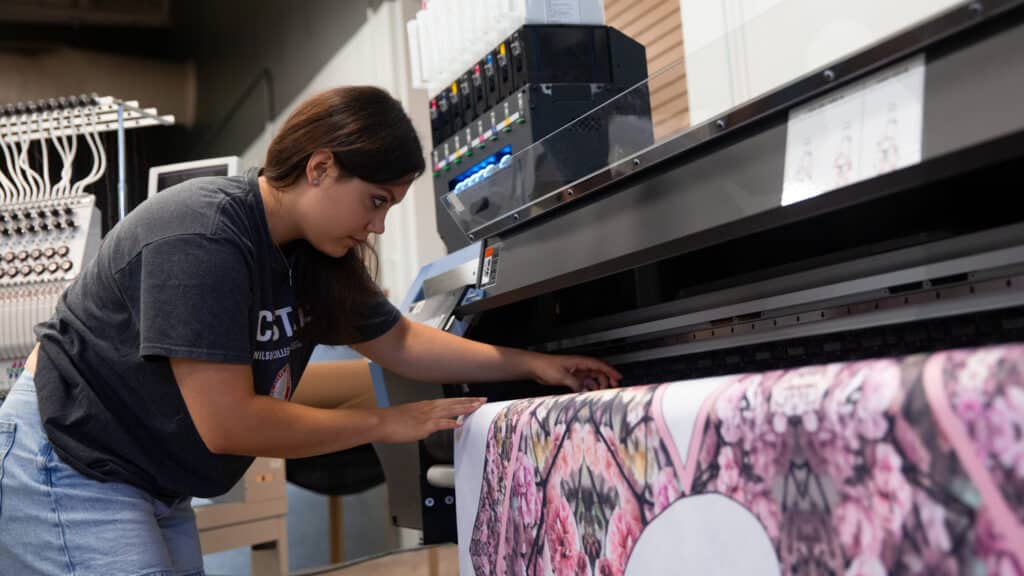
292, 545, 458, 576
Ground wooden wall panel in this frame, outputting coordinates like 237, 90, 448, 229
605, 0, 690, 139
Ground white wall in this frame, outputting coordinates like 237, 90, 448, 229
679, 0, 963, 125
240, 0, 446, 304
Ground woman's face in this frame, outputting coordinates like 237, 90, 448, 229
296, 164, 410, 258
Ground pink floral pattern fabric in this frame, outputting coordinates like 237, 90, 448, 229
468, 344, 1024, 575
469, 386, 681, 576
934, 348, 1024, 524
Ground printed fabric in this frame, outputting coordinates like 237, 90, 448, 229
467, 344, 1024, 575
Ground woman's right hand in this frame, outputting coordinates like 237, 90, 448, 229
374, 397, 487, 443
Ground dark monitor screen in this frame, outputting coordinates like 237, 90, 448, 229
155, 164, 231, 193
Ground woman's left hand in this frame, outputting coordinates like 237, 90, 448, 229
526, 353, 623, 392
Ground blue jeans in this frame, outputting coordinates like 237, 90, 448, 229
0, 371, 204, 576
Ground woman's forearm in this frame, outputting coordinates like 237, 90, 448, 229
211, 397, 382, 458
352, 317, 622, 391
365, 318, 539, 384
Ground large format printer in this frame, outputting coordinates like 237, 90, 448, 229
373, 0, 1024, 548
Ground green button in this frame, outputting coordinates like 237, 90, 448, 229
517, 118, 526, 124
502, 127, 512, 133
433, 171, 440, 178
489, 135, 498, 141
455, 158, 462, 164
466, 150, 474, 157
444, 165, 451, 172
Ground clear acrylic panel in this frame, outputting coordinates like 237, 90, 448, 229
439, 57, 684, 237
439, 0, 970, 239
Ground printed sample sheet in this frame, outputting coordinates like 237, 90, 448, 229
455, 343, 1024, 575
782, 54, 926, 207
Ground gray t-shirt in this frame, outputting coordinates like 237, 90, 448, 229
33, 168, 401, 501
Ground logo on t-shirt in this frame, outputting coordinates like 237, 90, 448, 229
270, 364, 292, 401
256, 305, 312, 343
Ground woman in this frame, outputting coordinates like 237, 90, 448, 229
0, 86, 620, 575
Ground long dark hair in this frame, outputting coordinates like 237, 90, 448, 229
263, 86, 424, 344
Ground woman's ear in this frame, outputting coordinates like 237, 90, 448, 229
306, 150, 333, 186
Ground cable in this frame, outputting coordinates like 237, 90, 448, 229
1, 113, 28, 203
71, 105, 100, 197
61, 107, 79, 198
17, 108, 44, 202
40, 110, 51, 199
0, 118, 16, 203
76, 104, 107, 195
48, 107, 71, 198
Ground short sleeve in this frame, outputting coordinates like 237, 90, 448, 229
349, 294, 402, 344
125, 234, 252, 363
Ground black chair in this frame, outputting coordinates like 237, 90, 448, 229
286, 444, 385, 496
286, 444, 386, 563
